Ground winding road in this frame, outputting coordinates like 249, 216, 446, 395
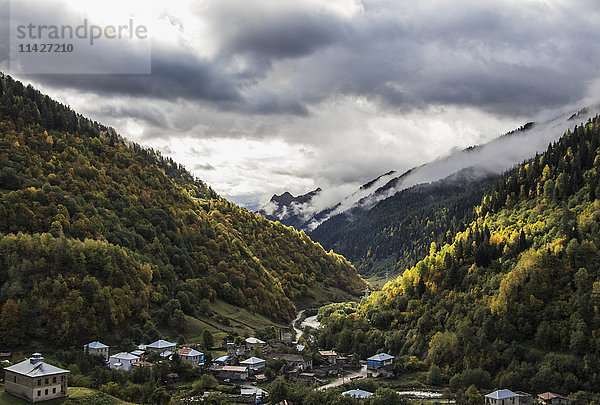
292, 310, 305, 343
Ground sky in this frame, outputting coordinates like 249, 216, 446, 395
3, 0, 600, 209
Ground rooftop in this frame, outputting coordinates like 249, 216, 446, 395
177, 348, 203, 357
223, 365, 248, 372
485, 390, 519, 400
147, 339, 176, 349
318, 350, 337, 356
4, 357, 69, 378
342, 389, 373, 399
245, 337, 265, 344
538, 392, 568, 400
86, 341, 108, 349
110, 352, 140, 361
240, 356, 266, 365
367, 353, 395, 362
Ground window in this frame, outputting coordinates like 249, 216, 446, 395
53, 376, 56, 383
13, 376, 16, 383
37, 390, 41, 397
45, 378, 49, 384
53, 388, 56, 394
45, 389, 48, 395
38, 379, 41, 385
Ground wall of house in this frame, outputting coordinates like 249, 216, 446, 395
4, 372, 67, 403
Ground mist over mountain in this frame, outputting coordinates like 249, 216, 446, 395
261, 106, 600, 235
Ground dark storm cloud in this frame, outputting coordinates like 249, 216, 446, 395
23, 48, 242, 104
210, 3, 346, 61
9, 0, 600, 119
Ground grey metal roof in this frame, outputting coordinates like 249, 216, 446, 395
147, 339, 176, 349
86, 341, 108, 349
110, 352, 139, 361
4, 358, 69, 377
178, 349, 202, 357
245, 337, 265, 344
240, 356, 266, 365
367, 353, 395, 362
485, 390, 519, 399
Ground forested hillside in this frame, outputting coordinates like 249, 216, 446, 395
0, 74, 366, 348
316, 117, 600, 397
311, 169, 495, 278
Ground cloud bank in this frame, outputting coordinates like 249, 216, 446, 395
4, 0, 600, 206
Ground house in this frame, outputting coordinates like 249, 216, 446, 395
159, 351, 172, 360
267, 353, 313, 371
516, 391, 533, 405
295, 372, 317, 383
485, 389, 520, 404
83, 341, 109, 361
130, 349, 145, 357
538, 392, 568, 405
226, 342, 244, 356
3, 353, 69, 403
177, 348, 204, 367
146, 339, 177, 354
109, 352, 140, 371
239, 357, 266, 374
342, 389, 373, 399
366, 353, 394, 370
240, 388, 268, 404
318, 350, 338, 365
218, 365, 249, 381
245, 337, 266, 352
0, 352, 12, 361
280, 328, 293, 344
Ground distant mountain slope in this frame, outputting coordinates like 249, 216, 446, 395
0, 74, 366, 348
317, 116, 600, 396
257, 188, 322, 230
311, 168, 496, 277
262, 111, 593, 237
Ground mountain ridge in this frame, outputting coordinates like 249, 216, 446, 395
0, 74, 367, 348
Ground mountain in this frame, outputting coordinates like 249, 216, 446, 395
310, 167, 497, 277
257, 188, 322, 230
262, 111, 591, 236
316, 116, 600, 397
0, 74, 367, 348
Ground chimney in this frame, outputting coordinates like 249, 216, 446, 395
30, 353, 43, 364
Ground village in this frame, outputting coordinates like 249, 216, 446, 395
0, 314, 573, 404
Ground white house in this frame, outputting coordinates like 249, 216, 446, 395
485, 389, 521, 405
83, 341, 109, 361
366, 353, 394, 370
177, 348, 204, 367
239, 357, 266, 374
146, 339, 177, 354
109, 353, 140, 372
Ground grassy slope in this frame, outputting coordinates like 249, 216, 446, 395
0, 386, 134, 405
